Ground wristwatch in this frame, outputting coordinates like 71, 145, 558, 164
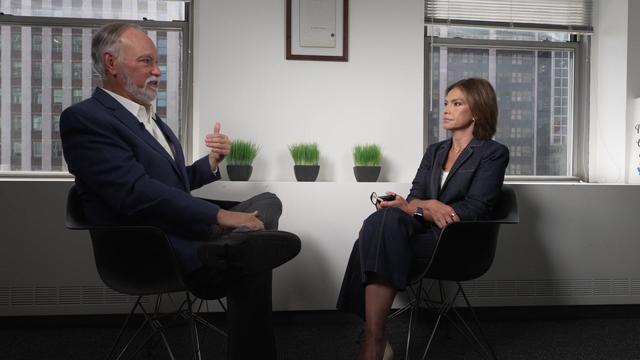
413, 206, 424, 220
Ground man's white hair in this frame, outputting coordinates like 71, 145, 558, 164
91, 23, 143, 80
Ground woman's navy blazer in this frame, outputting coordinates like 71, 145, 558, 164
407, 137, 509, 221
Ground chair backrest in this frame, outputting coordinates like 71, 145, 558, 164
65, 185, 187, 296
412, 185, 519, 283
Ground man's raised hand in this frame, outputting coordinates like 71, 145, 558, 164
205, 121, 230, 172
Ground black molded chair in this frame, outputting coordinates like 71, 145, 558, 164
66, 185, 239, 360
390, 185, 519, 360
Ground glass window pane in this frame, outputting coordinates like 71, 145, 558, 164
0, 25, 184, 172
32, 115, 42, 131
12, 88, 21, 105
72, 88, 83, 104
428, 45, 573, 176
12, 61, 21, 78
32, 88, 42, 105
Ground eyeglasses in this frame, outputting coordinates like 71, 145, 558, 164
370, 192, 381, 207
370, 192, 396, 208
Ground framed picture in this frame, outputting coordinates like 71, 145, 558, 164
286, 0, 349, 62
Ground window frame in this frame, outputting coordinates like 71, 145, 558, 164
424, 31, 590, 181
0, 8, 193, 178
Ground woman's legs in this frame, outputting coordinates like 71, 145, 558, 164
360, 274, 396, 360
337, 208, 434, 359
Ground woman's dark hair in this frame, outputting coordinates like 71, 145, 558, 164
446, 78, 498, 140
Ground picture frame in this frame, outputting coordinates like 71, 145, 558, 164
286, 0, 349, 62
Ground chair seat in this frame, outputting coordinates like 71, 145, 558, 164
397, 185, 519, 360
65, 185, 228, 360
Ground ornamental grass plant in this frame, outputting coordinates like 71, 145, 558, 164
353, 144, 382, 167
227, 139, 259, 166
289, 143, 320, 166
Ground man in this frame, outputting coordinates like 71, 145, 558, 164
60, 23, 300, 359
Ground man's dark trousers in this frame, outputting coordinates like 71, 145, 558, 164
186, 192, 285, 360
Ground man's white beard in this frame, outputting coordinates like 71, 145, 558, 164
122, 72, 159, 105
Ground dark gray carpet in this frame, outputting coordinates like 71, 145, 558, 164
1, 307, 640, 360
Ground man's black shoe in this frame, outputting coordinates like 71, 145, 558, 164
198, 230, 301, 275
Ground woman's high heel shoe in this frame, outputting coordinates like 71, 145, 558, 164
383, 340, 394, 360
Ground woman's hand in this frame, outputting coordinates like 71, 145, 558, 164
424, 199, 459, 228
378, 192, 411, 213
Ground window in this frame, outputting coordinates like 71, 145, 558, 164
11, 87, 21, 105
72, 89, 83, 104
425, 1, 592, 179
32, 115, 42, 131
72, 36, 82, 53
32, 34, 42, 52
11, 31, 21, 51
32, 61, 42, 80
159, 64, 167, 81
52, 115, 61, 132
157, 91, 167, 107
12, 142, 21, 156
72, 62, 82, 80
32, 141, 42, 158
0, 1, 189, 173
11, 113, 21, 130
52, 140, 63, 158
52, 89, 63, 104
52, 35, 63, 53
52, 62, 63, 80
12, 62, 21, 78
32, 88, 42, 105
157, 38, 168, 56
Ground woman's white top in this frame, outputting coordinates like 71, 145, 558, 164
441, 170, 449, 188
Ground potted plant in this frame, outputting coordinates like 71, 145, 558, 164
289, 142, 320, 182
226, 139, 259, 181
353, 143, 382, 182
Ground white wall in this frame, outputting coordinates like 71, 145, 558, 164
193, 0, 425, 183
589, 0, 629, 182
626, 1, 640, 183
628, 1, 640, 101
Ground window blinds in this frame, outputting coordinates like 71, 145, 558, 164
425, 0, 593, 32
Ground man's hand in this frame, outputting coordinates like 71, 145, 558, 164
216, 209, 265, 231
205, 122, 231, 172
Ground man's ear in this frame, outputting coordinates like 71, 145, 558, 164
103, 52, 117, 77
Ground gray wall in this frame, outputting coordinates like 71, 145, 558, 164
1, 180, 640, 316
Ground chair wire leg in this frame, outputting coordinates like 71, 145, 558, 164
186, 293, 203, 360
105, 296, 143, 360
217, 298, 227, 312
404, 279, 423, 360
151, 295, 177, 360
420, 281, 455, 360
124, 296, 177, 360
193, 316, 228, 337
457, 285, 498, 360
388, 285, 416, 322
188, 293, 228, 337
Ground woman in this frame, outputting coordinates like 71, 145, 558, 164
337, 78, 509, 360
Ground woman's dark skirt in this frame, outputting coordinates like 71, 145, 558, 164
336, 207, 439, 319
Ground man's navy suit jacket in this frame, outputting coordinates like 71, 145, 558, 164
60, 88, 220, 272
407, 137, 509, 221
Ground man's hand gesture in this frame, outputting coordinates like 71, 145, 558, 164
205, 122, 231, 172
